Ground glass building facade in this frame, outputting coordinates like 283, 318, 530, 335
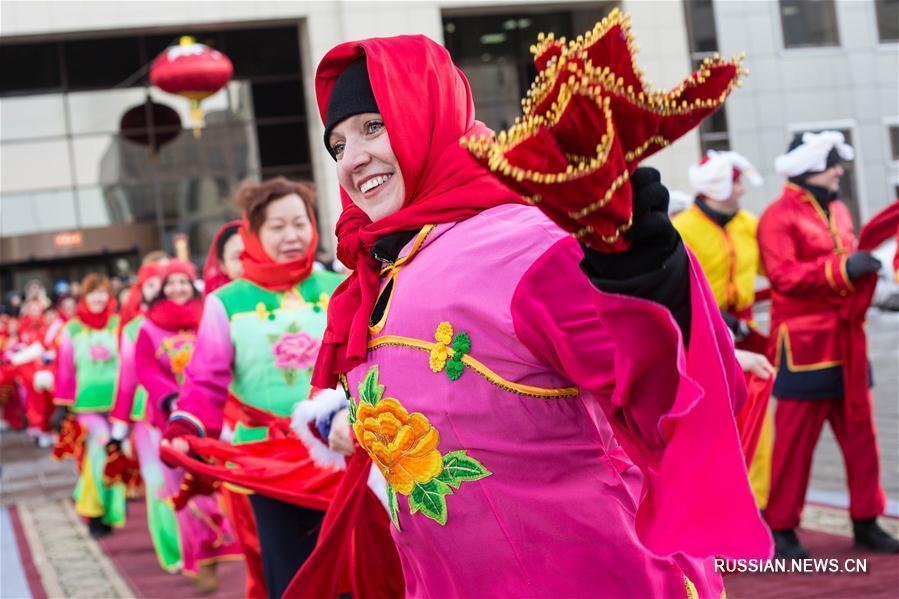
0, 23, 312, 293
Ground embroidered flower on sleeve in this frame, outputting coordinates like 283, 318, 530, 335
348, 366, 491, 528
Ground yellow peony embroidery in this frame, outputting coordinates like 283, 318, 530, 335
255, 302, 269, 320
354, 398, 443, 495
349, 366, 491, 527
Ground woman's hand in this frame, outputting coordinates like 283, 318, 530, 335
160, 437, 191, 455
735, 349, 776, 379
328, 408, 355, 456
159, 418, 201, 465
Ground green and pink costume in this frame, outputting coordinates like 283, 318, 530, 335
54, 313, 126, 528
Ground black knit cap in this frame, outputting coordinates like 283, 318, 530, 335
323, 59, 380, 159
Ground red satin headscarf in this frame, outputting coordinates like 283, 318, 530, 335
311, 35, 521, 388
202, 221, 242, 297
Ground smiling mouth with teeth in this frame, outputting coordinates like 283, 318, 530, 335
360, 174, 392, 193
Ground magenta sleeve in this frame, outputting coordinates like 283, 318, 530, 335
109, 331, 139, 423
171, 294, 234, 438
53, 329, 76, 406
511, 236, 769, 561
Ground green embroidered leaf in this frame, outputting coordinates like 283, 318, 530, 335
347, 398, 358, 425
387, 485, 400, 530
283, 368, 298, 386
408, 479, 452, 525
358, 366, 384, 406
441, 450, 492, 482
451, 332, 471, 354
267, 333, 281, 343
435, 467, 462, 489
445, 358, 464, 381
286, 321, 300, 333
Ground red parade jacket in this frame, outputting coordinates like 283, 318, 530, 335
758, 184, 857, 380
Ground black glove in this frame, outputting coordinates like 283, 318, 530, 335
161, 393, 178, 418
581, 167, 678, 280
50, 405, 69, 432
580, 168, 692, 345
845, 251, 881, 280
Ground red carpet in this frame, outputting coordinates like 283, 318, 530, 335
724, 527, 899, 599
98, 498, 247, 598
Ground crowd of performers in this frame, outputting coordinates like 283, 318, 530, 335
3, 13, 899, 599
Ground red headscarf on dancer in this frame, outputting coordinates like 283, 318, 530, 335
237, 179, 320, 292
202, 221, 241, 297
120, 262, 165, 327
312, 35, 521, 389
75, 274, 117, 330
147, 259, 202, 332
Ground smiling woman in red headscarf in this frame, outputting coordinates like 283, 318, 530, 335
284, 18, 771, 598
160, 179, 345, 598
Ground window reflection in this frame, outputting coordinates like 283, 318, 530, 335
0, 140, 72, 193
0, 190, 78, 235
0, 95, 67, 141
0, 24, 311, 241
67, 88, 148, 135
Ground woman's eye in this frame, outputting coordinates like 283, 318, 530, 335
365, 120, 383, 135
331, 142, 345, 156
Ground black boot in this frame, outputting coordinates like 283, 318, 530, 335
853, 518, 899, 554
772, 528, 810, 559
87, 516, 112, 538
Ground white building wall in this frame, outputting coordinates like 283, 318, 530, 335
714, 0, 898, 221
623, 0, 703, 196
2, 0, 706, 248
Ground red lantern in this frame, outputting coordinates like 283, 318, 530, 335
149, 36, 233, 137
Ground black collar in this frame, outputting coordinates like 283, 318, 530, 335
370, 230, 419, 265
695, 197, 736, 228
789, 177, 838, 214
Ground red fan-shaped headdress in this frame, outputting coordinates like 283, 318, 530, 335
463, 9, 746, 252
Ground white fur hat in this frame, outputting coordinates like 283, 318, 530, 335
688, 150, 763, 202
774, 130, 854, 177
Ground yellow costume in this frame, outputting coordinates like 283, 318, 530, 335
674, 202, 772, 508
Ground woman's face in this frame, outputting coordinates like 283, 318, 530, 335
85, 289, 109, 314
259, 194, 314, 263
141, 276, 162, 304
330, 112, 405, 222
60, 297, 76, 317
163, 273, 194, 305
221, 234, 245, 280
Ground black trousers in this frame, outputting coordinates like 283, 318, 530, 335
249, 494, 324, 599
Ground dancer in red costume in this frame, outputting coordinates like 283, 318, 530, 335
11, 300, 55, 446
759, 131, 899, 558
